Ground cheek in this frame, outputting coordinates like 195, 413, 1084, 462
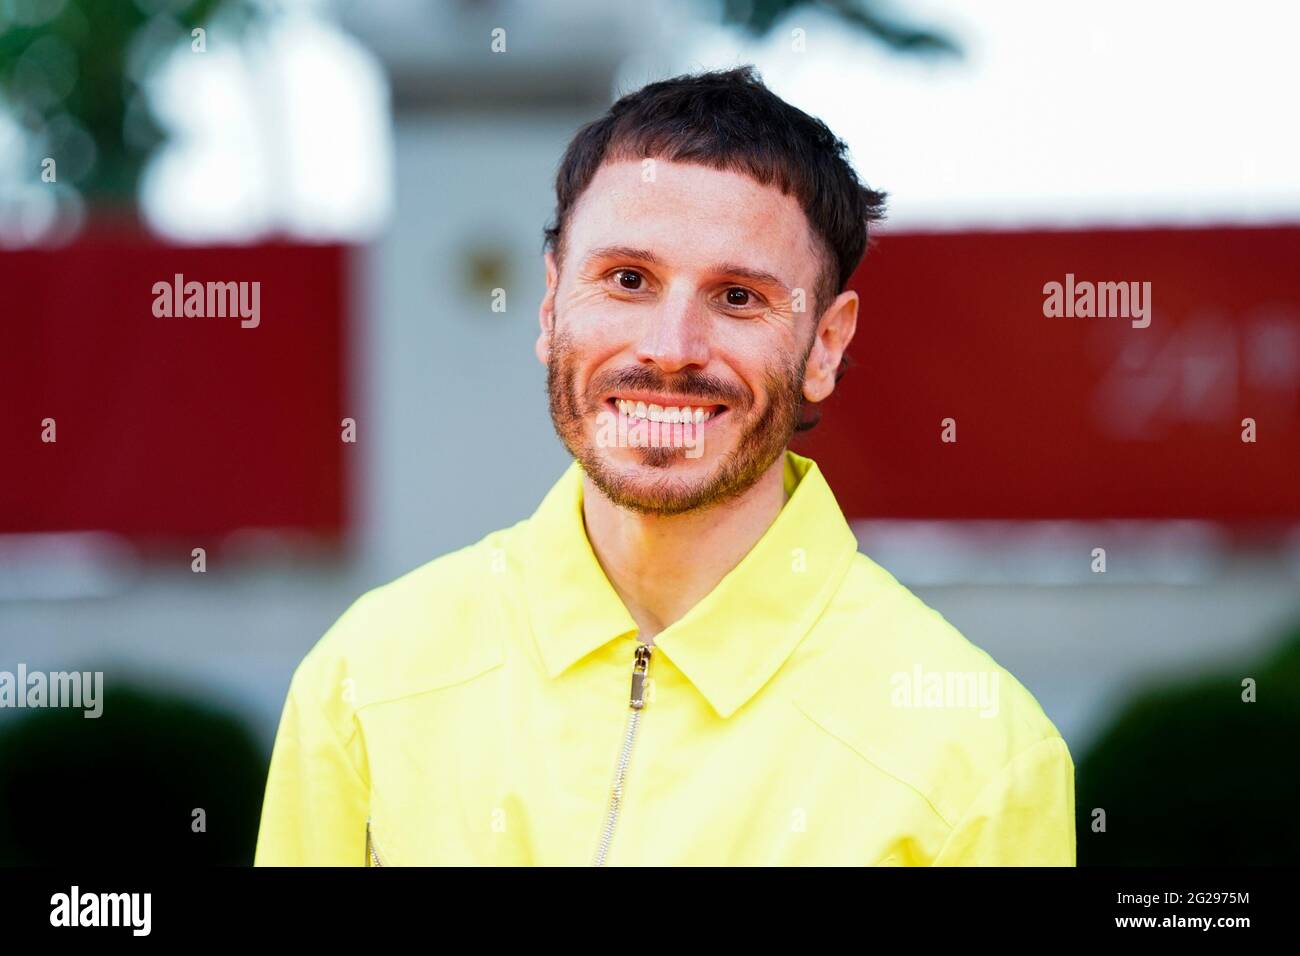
556, 327, 626, 398
565, 304, 646, 364
724, 329, 800, 402
568, 326, 626, 371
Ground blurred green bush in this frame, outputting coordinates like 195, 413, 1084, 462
0, 678, 266, 865
1077, 616, 1300, 864
0, 0, 249, 202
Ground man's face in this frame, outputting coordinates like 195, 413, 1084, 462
536, 159, 835, 517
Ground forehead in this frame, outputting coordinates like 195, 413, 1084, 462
565, 159, 820, 280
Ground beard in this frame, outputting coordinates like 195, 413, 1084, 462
545, 320, 811, 517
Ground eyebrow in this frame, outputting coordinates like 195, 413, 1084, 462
710, 262, 789, 292
583, 246, 791, 292
584, 245, 665, 267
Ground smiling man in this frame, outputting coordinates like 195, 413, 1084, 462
255, 66, 1076, 866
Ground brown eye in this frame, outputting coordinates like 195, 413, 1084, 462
725, 287, 751, 306
616, 270, 643, 290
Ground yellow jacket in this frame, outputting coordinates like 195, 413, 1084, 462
255, 451, 1075, 865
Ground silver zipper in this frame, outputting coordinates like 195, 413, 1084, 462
592, 640, 654, 866
366, 817, 386, 867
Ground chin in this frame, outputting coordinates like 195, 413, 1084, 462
603, 444, 716, 474
582, 448, 721, 513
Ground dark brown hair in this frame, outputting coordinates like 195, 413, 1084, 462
543, 65, 886, 430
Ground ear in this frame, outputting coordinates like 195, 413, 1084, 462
802, 289, 858, 404
535, 250, 560, 366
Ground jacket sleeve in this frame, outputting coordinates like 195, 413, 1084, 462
931, 735, 1076, 866
254, 642, 370, 866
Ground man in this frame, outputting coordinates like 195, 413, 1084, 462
255, 66, 1075, 866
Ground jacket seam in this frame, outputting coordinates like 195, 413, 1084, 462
290, 665, 371, 794
352, 657, 506, 715
931, 734, 1071, 861
792, 698, 957, 831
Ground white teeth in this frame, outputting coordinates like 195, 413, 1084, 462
613, 399, 715, 423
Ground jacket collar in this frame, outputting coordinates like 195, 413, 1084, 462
518, 450, 858, 719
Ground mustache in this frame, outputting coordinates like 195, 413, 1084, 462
588, 366, 745, 407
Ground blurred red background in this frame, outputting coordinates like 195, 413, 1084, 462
5, 224, 1298, 549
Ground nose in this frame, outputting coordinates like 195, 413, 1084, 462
634, 287, 710, 373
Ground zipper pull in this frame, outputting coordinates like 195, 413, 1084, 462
629, 642, 653, 709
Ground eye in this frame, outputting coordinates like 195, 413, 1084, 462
614, 269, 644, 290
723, 287, 754, 307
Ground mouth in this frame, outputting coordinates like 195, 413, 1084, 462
604, 395, 729, 426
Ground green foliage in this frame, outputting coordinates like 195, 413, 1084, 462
0, 0, 250, 200
1076, 617, 1300, 864
720, 0, 961, 56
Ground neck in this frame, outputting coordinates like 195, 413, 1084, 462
582, 454, 790, 643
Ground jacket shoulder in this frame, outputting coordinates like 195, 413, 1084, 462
791, 551, 1070, 827
291, 522, 524, 712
